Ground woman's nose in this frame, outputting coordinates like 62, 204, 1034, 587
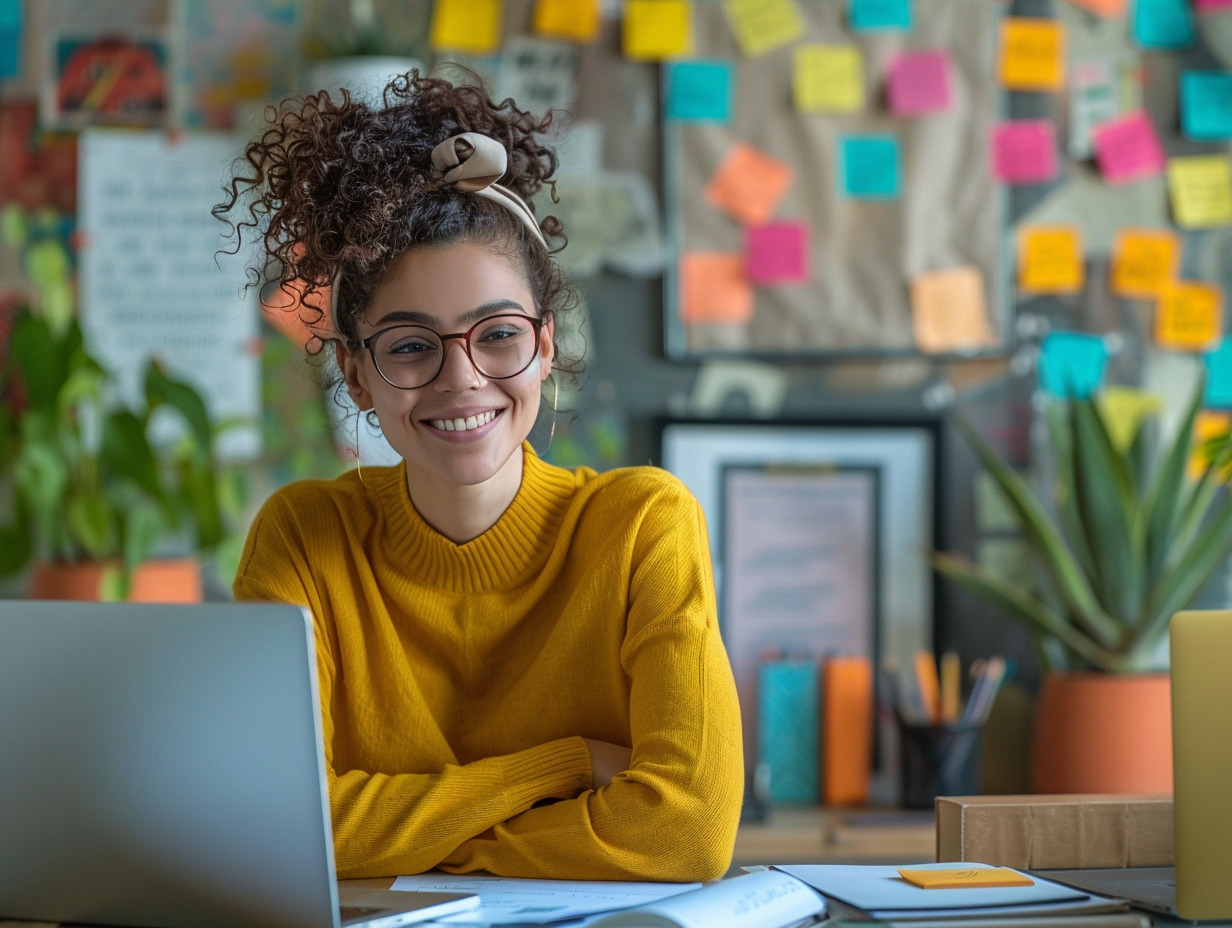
433, 338, 484, 391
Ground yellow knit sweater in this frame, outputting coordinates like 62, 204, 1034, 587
232, 445, 744, 881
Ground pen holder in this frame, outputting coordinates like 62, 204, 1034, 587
897, 720, 983, 809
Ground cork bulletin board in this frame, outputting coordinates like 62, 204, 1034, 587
663, 0, 1010, 359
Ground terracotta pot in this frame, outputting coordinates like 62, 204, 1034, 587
1031, 671, 1173, 794
28, 559, 203, 603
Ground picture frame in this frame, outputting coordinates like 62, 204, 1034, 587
657, 417, 943, 773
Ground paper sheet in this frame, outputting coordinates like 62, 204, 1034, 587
429, 0, 502, 54
1134, 0, 1195, 49
1093, 110, 1166, 184
888, 51, 952, 116
991, 120, 1059, 185
1155, 281, 1223, 350
848, 0, 912, 31
840, 135, 902, 199
909, 266, 994, 353
1206, 338, 1232, 407
667, 60, 733, 123
680, 251, 754, 323
1167, 153, 1232, 227
1000, 18, 1066, 91
532, 0, 600, 43
1181, 71, 1232, 140
704, 142, 793, 225
1111, 228, 1179, 298
1039, 331, 1109, 398
623, 0, 691, 61
794, 44, 864, 113
746, 221, 809, 284
390, 873, 700, 924
723, 0, 806, 58
1018, 225, 1084, 293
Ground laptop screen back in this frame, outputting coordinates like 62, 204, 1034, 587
1171, 608, 1232, 921
0, 601, 340, 928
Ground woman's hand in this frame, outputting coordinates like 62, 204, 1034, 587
581, 738, 632, 788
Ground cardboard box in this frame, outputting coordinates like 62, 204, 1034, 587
936, 794, 1174, 869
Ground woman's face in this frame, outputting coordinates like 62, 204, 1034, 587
339, 241, 554, 491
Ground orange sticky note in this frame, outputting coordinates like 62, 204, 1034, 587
1000, 18, 1065, 91
430, 0, 503, 54
1156, 281, 1223, 350
1111, 229, 1180, 298
533, 0, 601, 42
910, 266, 996, 353
680, 252, 754, 324
723, 0, 805, 58
705, 142, 793, 226
1064, 0, 1128, 15
898, 868, 1036, 889
624, 0, 692, 61
1018, 225, 1084, 293
794, 44, 864, 113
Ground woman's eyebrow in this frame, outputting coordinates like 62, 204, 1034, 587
372, 299, 529, 328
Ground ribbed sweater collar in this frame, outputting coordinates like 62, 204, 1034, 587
374, 443, 577, 593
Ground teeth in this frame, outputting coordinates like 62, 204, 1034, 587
431, 410, 497, 432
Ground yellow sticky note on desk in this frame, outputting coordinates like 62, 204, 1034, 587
1018, 225, 1083, 293
898, 868, 1035, 889
430, 0, 502, 54
1168, 155, 1232, 229
723, 0, 805, 58
794, 44, 864, 113
624, 0, 692, 61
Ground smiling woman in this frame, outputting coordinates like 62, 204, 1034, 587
212, 71, 744, 882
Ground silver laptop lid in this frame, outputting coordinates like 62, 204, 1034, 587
0, 601, 340, 928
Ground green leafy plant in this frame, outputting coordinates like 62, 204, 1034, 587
0, 306, 246, 598
934, 387, 1232, 674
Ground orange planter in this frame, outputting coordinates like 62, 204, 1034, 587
1031, 671, 1173, 794
28, 559, 203, 603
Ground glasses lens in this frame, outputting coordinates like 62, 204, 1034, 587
371, 326, 443, 388
467, 314, 539, 380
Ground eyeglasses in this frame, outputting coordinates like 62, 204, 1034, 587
349, 313, 546, 390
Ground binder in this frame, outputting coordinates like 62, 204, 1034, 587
822, 655, 873, 806
758, 658, 820, 803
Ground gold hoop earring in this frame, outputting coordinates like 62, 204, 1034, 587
354, 412, 366, 486
539, 376, 559, 458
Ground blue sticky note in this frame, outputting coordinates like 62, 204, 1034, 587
1181, 72, 1232, 141
840, 135, 901, 199
1040, 332, 1109, 399
0, 0, 20, 79
1134, 0, 1194, 50
666, 60, 732, 123
1206, 338, 1232, 408
849, 0, 912, 32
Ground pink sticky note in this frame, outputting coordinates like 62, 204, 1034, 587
1197, 0, 1232, 12
746, 222, 810, 284
1093, 111, 1166, 184
991, 120, 1059, 184
888, 50, 952, 116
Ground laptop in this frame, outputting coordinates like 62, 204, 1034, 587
1040, 609, 1232, 922
0, 600, 478, 928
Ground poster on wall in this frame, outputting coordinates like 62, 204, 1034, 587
78, 128, 260, 459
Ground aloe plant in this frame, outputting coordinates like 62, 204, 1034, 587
935, 386, 1232, 674
0, 306, 245, 598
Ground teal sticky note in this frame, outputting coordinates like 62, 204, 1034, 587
1181, 72, 1232, 141
1134, 0, 1194, 50
840, 135, 901, 199
0, 0, 20, 78
666, 60, 732, 123
1206, 338, 1232, 408
758, 659, 819, 804
1039, 332, 1108, 399
849, 0, 912, 31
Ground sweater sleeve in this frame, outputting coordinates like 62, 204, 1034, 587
232, 495, 594, 878
437, 487, 745, 882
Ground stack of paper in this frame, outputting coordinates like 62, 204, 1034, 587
773, 862, 1151, 928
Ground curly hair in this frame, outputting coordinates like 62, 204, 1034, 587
214, 69, 581, 381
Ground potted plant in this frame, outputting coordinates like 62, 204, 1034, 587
934, 385, 1232, 793
0, 305, 245, 601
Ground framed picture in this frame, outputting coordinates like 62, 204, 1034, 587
658, 417, 943, 772
43, 30, 170, 130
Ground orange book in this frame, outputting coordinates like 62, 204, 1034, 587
822, 655, 874, 806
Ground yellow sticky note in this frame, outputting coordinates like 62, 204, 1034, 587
794, 44, 864, 113
624, 0, 692, 61
1167, 155, 1232, 229
1098, 387, 1163, 452
1018, 225, 1084, 293
1000, 18, 1065, 91
705, 142, 793, 226
1189, 411, 1232, 482
430, 0, 503, 54
1156, 281, 1223, 351
723, 0, 805, 58
910, 266, 996, 354
898, 868, 1035, 890
679, 251, 754, 324
1111, 229, 1180, 299
533, 0, 600, 42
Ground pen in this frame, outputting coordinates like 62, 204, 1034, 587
913, 650, 942, 724
940, 651, 961, 723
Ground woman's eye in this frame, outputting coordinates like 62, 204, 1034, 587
388, 339, 435, 355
